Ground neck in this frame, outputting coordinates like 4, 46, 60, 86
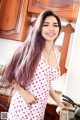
45, 41, 53, 53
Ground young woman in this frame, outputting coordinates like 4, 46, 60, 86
2, 10, 64, 120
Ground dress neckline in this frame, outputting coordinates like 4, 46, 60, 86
41, 46, 59, 70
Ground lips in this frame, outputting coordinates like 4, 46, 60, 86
46, 32, 55, 37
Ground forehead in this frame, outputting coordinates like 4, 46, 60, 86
44, 16, 58, 23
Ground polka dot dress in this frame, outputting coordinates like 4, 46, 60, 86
7, 47, 60, 120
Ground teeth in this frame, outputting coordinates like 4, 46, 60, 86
46, 33, 55, 37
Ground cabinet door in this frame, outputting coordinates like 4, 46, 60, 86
0, 95, 9, 112
0, 0, 30, 41
0, 0, 22, 31
28, 0, 79, 21
44, 104, 59, 120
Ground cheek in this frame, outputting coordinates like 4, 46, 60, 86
56, 28, 59, 33
41, 32, 45, 39
41, 28, 46, 36
42, 27, 45, 32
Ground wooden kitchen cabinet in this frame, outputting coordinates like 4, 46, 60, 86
28, 0, 79, 22
0, 95, 9, 119
0, 95, 9, 112
0, 0, 31, 41
44, 104, 59, 120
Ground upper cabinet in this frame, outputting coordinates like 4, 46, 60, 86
28, 0, 79, 22
0, 0, 79, 41
0, 0, 31, 41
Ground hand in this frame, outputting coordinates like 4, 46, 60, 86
56, 106, 63, 115
20, 90, 38, 106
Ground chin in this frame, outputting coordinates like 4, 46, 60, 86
46, 39, 54, 42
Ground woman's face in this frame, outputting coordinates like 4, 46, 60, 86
41, 16, 59, 42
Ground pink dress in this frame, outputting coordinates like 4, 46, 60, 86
7, 47, 60, 120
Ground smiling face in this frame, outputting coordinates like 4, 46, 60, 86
41, 16, 59, 42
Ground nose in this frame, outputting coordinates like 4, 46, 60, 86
49, 25, 54, 31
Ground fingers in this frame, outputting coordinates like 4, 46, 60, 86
29, 98, 38, 104
56, 106, 62, 115
27, 101, 36, 107
34, 96, 38, 102
29, 101, 36, 105
27, 97, 38, 107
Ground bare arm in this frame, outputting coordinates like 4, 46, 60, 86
11, 81, 37, 106
49, 86, 64, 113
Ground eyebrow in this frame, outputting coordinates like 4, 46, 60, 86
43, 22, 58, 24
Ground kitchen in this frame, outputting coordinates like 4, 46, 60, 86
0, 0, 80, 120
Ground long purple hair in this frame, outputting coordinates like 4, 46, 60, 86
2, 10, 61, 88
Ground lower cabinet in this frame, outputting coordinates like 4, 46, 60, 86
44, 104, 59, 120
0, 95, 9, 112
0, 95, 9, 119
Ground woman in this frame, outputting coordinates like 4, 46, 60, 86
2, 10, 64, 120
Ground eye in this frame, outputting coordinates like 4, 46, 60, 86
53, 24, 59, 27
43, 24, 49, 26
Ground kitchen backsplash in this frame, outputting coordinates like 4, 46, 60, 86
0, 38, 22, 65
